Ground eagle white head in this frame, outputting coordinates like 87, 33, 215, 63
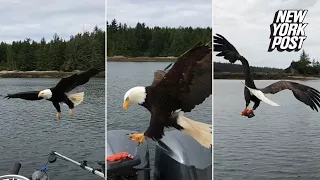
38, 89, 53, 99
123, 86, 146, 110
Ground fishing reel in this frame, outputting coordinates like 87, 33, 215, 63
30, 166, 49, 180
27, 151, 56, 180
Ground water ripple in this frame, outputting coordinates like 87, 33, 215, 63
215, 80, 320, 180
0, 78, 104, 180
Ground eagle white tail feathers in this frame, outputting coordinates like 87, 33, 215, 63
176, 112, 212, 148
68, 92, 85, 106
241, 82, 280, 107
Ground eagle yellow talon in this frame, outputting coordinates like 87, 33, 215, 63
56, 113, 61, 120
69, 109, 73, 116
128, 133, 145, 144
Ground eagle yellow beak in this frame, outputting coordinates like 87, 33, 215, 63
38, 92, 43, 98
123, 99, 130, 110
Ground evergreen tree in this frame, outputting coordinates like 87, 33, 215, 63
0, 26, 104, 71
106, 19, 212, 58
299, 49, 311, 66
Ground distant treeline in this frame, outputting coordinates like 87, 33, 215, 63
284, 50, 320, 75
0, 26, 104, 71
214, 62, 283, 73
107, 19, 212, 57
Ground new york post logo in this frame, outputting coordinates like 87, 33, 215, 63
268, 10, 308, 52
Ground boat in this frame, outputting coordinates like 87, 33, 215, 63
107, 129, 212, 180
0, 130, 212, 180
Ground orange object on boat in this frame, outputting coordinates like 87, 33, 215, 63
106, 152, 134, 162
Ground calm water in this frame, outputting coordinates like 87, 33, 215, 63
214, 79, 320, 180
0, 78, 104, 180
107, 62, 212, 176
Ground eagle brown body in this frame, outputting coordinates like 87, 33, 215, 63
123, 41, 213, 148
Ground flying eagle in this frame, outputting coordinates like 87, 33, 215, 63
123, 42, 212, 148
5, 68, 101, 119
213, 34, 320, 117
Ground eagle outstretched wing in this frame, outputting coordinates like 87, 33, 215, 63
54, 68, 100, 93
260, 81, 320, 111
213, 34, 242, 63
5, 91, 43, 100
155, 41, 212, 112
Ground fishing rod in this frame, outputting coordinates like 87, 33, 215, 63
0, 151, 104, 180
49, 151, 105, 178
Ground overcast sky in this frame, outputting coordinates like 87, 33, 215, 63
214, 0, 320, 68
0, 0, 104, 43
107, 0, 212, 28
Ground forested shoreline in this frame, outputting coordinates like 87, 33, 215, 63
0, 26, 104, 71
106, 19, 212, 58
214, 62, 283, 73
215, 50, 320, 80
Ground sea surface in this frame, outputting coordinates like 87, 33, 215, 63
214, 79, 320, 180
107, 61, 212, 177
0, 78, 104, 180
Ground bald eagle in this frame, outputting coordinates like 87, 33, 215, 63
123, 42, 212, 148
214, 34, 320, 117
5, 68, 101, 119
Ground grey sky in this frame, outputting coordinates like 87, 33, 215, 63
107, 0, 212, 28
214, 0, 320, 68
0, 0, 105, 43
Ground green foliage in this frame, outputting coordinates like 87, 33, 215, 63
289, 50, 320, 75
0, 26, 105, 71
107, 19, 212, 57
